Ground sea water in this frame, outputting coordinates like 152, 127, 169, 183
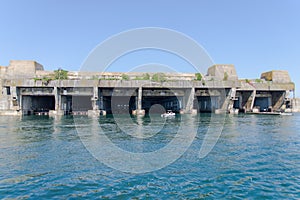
0, 113, 299, 199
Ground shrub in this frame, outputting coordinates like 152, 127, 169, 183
54, 68, 68, 80
34, 76, 52, 85
152, 73, 167, 82
195, 73, 203, 81
255, 79, 262, 83
121, 74, 130, 80
134, 73, 150, 80
143, 73, 150, 80
223, 72, 229, 81
33, 77, 42, 82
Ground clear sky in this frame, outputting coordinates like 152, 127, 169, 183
0, 0, 299, 96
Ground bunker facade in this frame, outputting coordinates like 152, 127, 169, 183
0, 60, 296, 116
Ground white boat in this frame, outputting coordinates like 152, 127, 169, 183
161, 110, 176, 118
279, 112, 293, 116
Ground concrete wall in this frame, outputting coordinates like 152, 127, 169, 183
292, 98, 300, 112
207, 64, 238, 81
0, 66, 7, 76
0, 87, 10, 110
261, 70, 292, 83
0, 60, 296, 115
6, 60, 44, 78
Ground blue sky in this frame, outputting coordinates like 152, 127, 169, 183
0, 0, 299, 96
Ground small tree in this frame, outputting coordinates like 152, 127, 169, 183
121, 74, 130, 80
152, 73, 167, 82
134, 73, 150, 80
195, 73, 202, 81
143, 73, 150, 80
54, 68, 68, 80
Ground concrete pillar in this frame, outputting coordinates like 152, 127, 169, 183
10, 86, 19, 110
214, 89, 228, 114
292, 98, 300, 112
181, 87, 197, 114
92, 86, 99, 110
227, 88, 239, 114
49, 86, 64, 116
272, 91, 286, 111
138, 86, 142, 110
132, 87, 145, 116
250, 90, 256, 111
53, 87, 59, 111
88, 86, 101, 117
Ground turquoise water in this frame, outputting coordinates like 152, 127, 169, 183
0, 114, 300, 199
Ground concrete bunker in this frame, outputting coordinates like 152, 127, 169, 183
61, 95, 93, 114
254, 97, 271, 112
142, 88, 183, 114
194, 89, 224, 113
22, 95, 55, 115
60, 87, 93, 115
101, 88, 137, 114
195, 96, 219, 113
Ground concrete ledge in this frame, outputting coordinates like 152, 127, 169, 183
88, 110, 100, 117
49, 110, 64, 117
132, 109, 145, 116
0, 110, 22, 116
292, 98, 300, 112
215, 109, 227, 114
229, 108, 239, 114
180, 109, 197, 115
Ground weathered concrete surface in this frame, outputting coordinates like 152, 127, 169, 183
261, 70, 292, 83
0, 110, 21, 116
4, 60, 44, 78
292, 98, 300, 112
49, 110, 64, 117
207, 64, 238, 81
239, 80, 295, 91
3, 79, 240, 89
0, 60, 296, 115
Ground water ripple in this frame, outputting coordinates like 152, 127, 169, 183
0, 114, 300, 199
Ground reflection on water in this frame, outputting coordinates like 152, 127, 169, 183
0, 114, 300, 199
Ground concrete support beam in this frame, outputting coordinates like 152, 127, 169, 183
250, 90, 256, 111
10, 86, 19, 110
138, 87, 142, 110
50, 87, 64, 116
292, 98, 300, 112
227, 88, 239, 114
181, 87, 197, 114
88, 87, 104, 117
272, 91, 286, 111
215, 89, 228, 114
132, 87, 145, 116
53, 87, 59, 111
92, 86, 99, 111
